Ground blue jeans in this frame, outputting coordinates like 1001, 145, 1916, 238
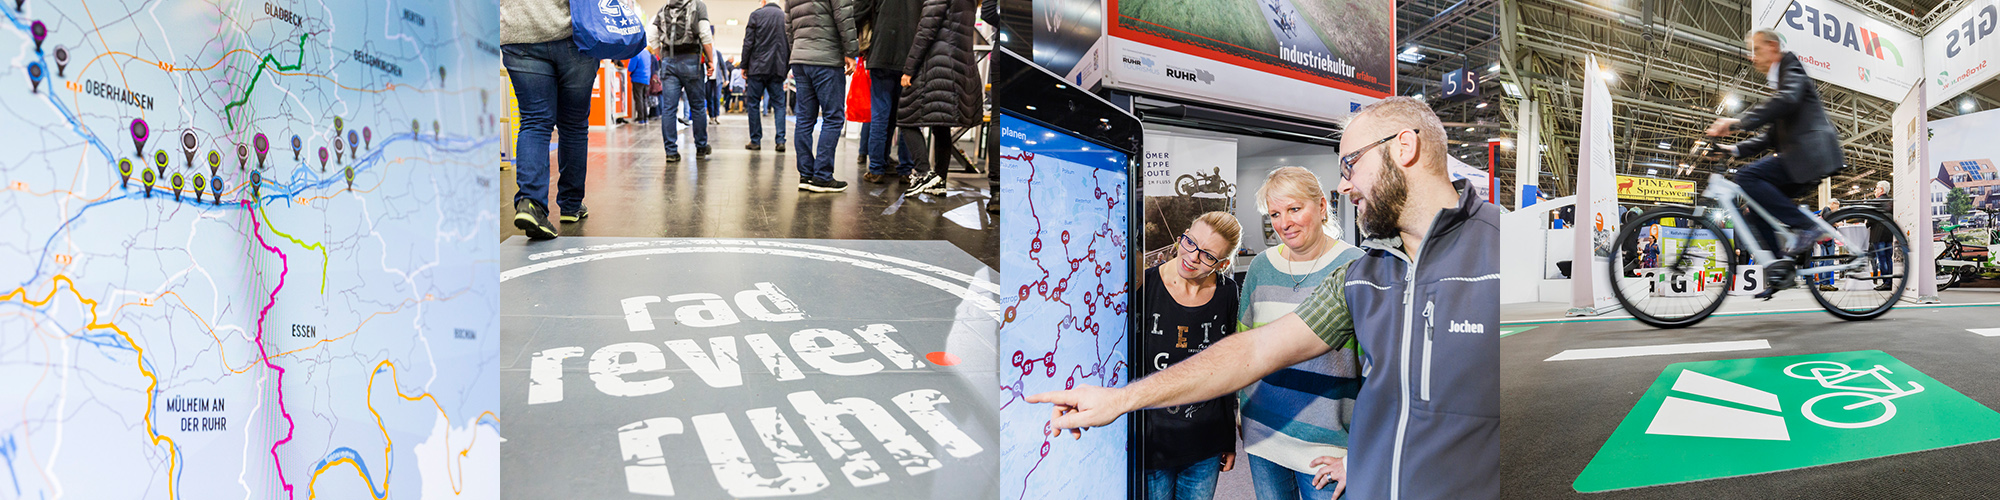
792, 63, 845, 181
868, 70, 917, 175
1733, 155, 1816, 256
708, 79, 722, 118
504, 38, 597, 213
1248, 454, 1339, 500
658, 53, 708, 154
744, 75, 786, 145
1145, 456, 1221, 500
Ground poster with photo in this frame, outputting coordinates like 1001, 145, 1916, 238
1142, 131, 1239, 269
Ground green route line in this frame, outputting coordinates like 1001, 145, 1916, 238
223, 34, 309, 130
255, 203, 328, 293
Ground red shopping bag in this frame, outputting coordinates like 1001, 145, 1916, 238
845, 57, 871, 122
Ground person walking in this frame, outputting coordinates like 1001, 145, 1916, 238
787, 0, 860, 193
708, 44, 727, 125
861, 0, 922, 184
651, 0, 715, 163
501, 0, 602, 239
628, 50, 655, 124
897, 0, 981, 198
741, 0, 790, 152
1237, 167, 1366, 500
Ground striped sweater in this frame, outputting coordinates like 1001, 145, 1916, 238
1236, 240, 1366, 474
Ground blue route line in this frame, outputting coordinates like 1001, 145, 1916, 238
0, 434, 22, 496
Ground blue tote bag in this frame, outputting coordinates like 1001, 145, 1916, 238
571, 0, 647, 60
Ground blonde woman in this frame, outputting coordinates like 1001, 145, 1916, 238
1140, 211, 1243, 500
1237, 167, 1365, 499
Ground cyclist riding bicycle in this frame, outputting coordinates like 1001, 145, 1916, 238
1704, 28, 1846, 299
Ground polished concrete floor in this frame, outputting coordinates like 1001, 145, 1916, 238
499, 113, 998, 268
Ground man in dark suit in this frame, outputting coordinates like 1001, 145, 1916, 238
1706, 28, 1845, 296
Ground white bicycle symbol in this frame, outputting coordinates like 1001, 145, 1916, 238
1784, 361, 1926, 429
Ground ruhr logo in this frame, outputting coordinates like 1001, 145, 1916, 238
1573, 350, 2000, 492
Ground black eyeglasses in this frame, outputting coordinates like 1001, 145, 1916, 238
1178, 234, 1223, 267
1339, 129, 1417, 181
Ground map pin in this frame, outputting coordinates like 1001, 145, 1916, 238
206, 150, 220, 176
14, 0, 21, 13
52, 46, 67, 78
344, 165, 354, 191
142, 166, 156, 197
333, 116, 344, 138
432, 120, 440, 140
481, 89, 490, 114
192, 173, 206, 202
410, 119, 419, 138
26, 62, 42, 93
253, 133, 269, 169
362, 127, 371, 150
170, 172, 183, 201
334, 138, 344, 164
130, 119, 148, 158
209, 177, 223, 204
118, 158, 132, 188
317, 147, 328, 172
290, 135, 302, 161
250, 170, 262, 200
236, 143, 248, 170
346, 130, 358, 157
181, 130, 197, 169
29, 21, 45, 53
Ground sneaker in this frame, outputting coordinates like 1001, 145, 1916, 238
560, 204, 589, 223
666, 153, 682, 163
775, 143, 786, 153
798, 177, 849, 193
512, 199, 558, 240
863, 173, 887, 184
747, 142, 760, 151
926, 182, 947, 196
905, 172, 943, 198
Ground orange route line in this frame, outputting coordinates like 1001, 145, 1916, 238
1, 275, 182, 500
307, 360, 500, 498
76, 49, 480, 95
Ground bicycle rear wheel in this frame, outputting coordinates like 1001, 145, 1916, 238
1805, 207, 1908, 321
1609, 207, 1735, 328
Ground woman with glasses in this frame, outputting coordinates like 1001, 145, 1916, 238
1140, 211, 1244, 500
1237, 167, 1366, 500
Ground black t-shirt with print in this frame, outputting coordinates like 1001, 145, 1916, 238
1138, 265, 1240, 470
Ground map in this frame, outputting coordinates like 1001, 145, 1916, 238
0, 1, 501, 499
996, 113, 1131, 500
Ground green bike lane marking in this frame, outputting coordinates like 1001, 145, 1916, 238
1573, 350, 2000, 492
1499, 326, 1537, 338
222, 34, 310, 130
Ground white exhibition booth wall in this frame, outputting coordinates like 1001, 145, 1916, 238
1501, 0, 2000, 307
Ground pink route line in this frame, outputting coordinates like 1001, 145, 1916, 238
244, 200, 299, 499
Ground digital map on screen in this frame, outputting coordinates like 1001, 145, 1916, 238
997, 113, 1132, 500
0, 1, 501, 498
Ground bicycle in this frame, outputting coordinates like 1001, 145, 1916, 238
1783, 360, 1925, 429
1604, 145, 1911, 328
1935, 222, 1997, 290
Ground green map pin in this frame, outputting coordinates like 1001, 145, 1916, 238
1573, 350, 2000, 492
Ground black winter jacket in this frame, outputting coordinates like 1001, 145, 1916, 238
741, 3, 789, 78
1731, 52, 1845, 186
895, 0, 981, 128
787, 0, 859, 67
864, 0, 922, 74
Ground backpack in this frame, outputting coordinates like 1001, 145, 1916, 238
657, 0, 702, 49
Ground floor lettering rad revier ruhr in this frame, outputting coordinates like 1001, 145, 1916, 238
499, 236, 1000, 499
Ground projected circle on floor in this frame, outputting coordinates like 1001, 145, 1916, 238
501, 237, 1000, 499
1573, 350, 2000, 492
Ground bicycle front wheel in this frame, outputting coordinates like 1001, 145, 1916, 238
1806, 208, 1908, 321
1609, 207, 1735, 329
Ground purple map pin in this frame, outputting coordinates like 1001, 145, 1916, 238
29, 21, 45, 53
318, 146, 328, 171
253, 133, 269, 169
130, 119, 148, 158
363, 127, 372, 149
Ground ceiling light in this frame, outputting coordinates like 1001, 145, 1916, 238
1476, 102, 1489, 109
1647, 168, 1659, 176
1501, 81, 1523, 97
1489, 62, 1502, 73
1657, 142, 1671, 150
1600, 70, 1616, 82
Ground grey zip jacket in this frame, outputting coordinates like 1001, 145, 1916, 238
1297, 178, 1499, 499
